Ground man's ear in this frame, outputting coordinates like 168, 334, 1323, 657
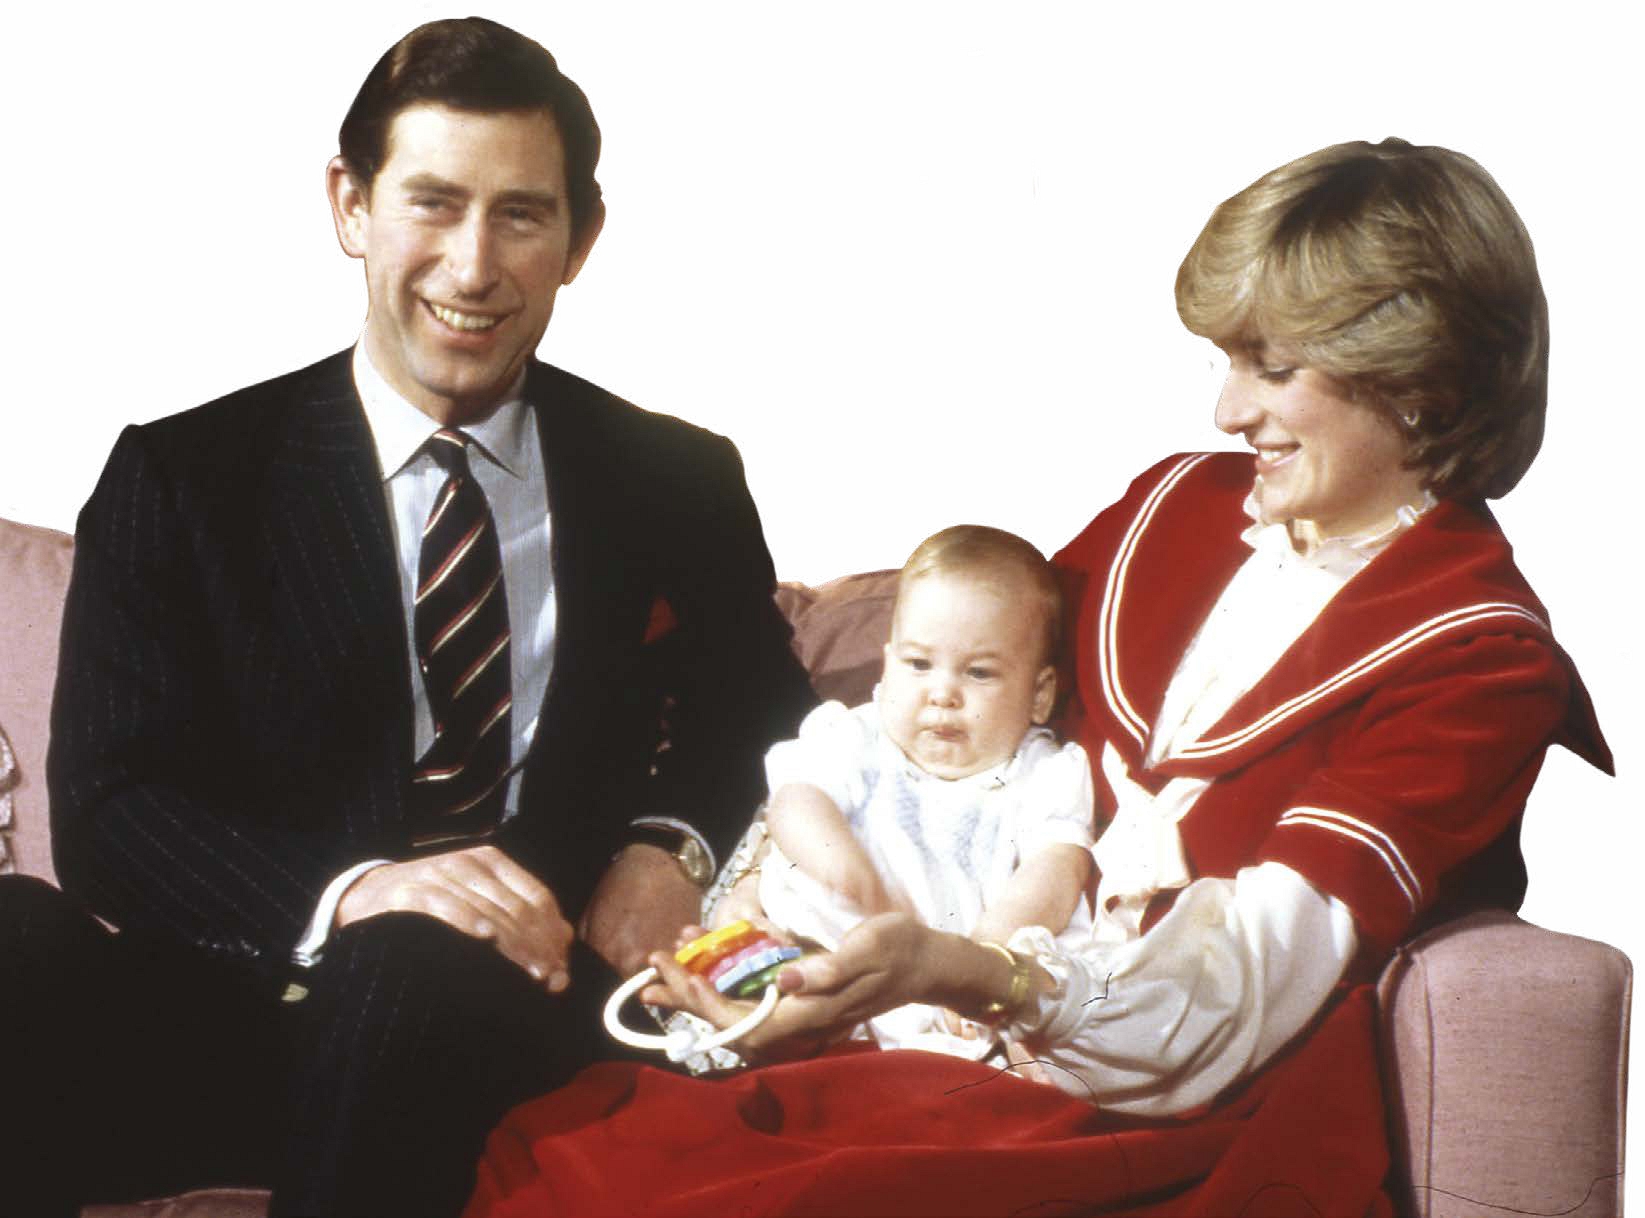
561, 197, 606, 286
326, 157, 370, 260
1031, 665, 1057, 725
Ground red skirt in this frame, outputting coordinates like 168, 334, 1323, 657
466, 986, 1392, 1218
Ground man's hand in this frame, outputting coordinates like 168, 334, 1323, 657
580, 844, 703, 977
336, 845, 574, 991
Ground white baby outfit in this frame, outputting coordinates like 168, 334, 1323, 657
758, 694, 1095, 1058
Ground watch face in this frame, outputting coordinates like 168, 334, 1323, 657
679, 838, 714, 887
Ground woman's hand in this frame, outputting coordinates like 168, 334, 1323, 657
768, 912, 936, 1025
638, 912, 1032, 1062
636, 928, 836, 1062
638, 913, 936, 1059
634, 908, 1046, 1059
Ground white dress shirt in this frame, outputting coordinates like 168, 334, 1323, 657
353, 344, 556, 792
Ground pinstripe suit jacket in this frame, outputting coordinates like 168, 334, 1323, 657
47, 349, 814, 990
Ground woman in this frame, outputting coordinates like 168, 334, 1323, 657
465, 138, 1611, 1218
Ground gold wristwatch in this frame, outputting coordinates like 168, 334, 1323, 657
627, 816, 715, 888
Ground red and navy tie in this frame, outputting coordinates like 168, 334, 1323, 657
411, 429, 513, 842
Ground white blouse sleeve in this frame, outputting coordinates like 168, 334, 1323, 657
1005, 860, 1357, 1116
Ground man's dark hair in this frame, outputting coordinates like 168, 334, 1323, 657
338, 16, 603, 236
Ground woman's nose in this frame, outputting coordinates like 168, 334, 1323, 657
1213, 372, 1261, 435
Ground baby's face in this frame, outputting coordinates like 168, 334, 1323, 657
879, 571, 1055, 780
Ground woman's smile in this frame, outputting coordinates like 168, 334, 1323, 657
1215, 353, 1426, 540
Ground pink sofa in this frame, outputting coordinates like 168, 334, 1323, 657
2, 518, 1630, 1217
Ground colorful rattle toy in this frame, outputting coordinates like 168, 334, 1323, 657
603, 920, 804, 1061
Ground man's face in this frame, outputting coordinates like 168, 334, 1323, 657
328, 103, 602, 424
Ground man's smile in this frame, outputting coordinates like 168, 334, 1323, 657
425, 301, 505, 333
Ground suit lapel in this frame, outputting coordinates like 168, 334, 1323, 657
263, 352, 414, 785
527, 363, 576, 737
522, 361, 626, 736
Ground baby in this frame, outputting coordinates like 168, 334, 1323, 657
721, 525, 1095, 1059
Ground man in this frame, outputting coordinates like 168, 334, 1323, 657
4, 17, 813, 1217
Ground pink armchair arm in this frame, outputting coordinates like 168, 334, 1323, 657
1379, 909, 1631, 1217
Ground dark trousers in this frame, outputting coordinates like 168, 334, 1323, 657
0, 874, 619, 1218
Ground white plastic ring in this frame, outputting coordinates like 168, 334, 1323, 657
603, 966, 782, 1060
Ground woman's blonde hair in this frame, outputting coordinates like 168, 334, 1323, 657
1175, 138, 1547, 501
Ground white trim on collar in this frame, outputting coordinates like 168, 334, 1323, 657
1098, 454, 1212, 752
1096, 457, 1549, 765
1171, 600, 1549, 762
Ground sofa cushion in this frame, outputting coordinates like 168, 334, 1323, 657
0, 517, 73, 884
82, 1188, 270, 1218
777, 570, 897, 707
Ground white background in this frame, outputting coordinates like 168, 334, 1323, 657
5, 0, 1639, 1203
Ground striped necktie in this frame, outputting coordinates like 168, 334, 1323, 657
410, 428, 513, 843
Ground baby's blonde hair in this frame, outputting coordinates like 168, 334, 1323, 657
897, 525, 1061, 667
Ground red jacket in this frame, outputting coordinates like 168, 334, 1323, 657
1056, 452, 1611, 956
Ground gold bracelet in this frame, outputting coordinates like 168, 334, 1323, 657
977, 940, 1031, 1026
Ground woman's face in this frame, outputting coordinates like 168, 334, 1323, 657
1214, 348, 1427, 539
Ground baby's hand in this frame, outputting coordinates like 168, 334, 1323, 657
707, 857, 767, 930
1003, 1038, 1053, 1086
672, 923, 710, 951
939, 1007, 988, 1041
678, 916, 798, 951
709, 888, 766, 930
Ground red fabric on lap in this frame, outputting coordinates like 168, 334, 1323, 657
466, 988, 1391, 1218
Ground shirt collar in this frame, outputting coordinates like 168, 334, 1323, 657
351, 343, 533, 482
1239, 486, 1438, 580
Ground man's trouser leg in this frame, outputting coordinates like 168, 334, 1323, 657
0, 876, 614, 1218
273, 911, 614, 1218
0, 874, 282, 1215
